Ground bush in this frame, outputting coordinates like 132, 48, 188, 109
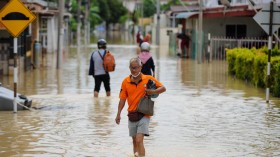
270, 57, 280, 97
252, 50, 267, 88
226, 46, 280, 97
226, 48, 237, 75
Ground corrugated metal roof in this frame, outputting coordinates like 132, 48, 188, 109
175, 12, 198, 19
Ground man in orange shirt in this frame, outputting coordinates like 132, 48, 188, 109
115, 57, 166, 157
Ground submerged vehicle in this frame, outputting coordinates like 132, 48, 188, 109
0, 83, 32, 111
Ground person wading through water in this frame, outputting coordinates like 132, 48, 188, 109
115, 57, 166, 157
88, 39, 111, 97
138, 42, 155, 77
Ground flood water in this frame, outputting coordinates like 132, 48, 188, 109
1, 31, 280, 157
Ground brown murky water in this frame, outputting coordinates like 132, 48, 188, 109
0, 32, 280, 157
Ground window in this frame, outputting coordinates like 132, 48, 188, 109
40, 17, 48, 34
226, 24, 246, 38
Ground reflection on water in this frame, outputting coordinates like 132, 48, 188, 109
93, 31, 135, 45
0, 33, 280, 156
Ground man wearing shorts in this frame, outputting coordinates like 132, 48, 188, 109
115, 58, 166, 157
88, 39, 111, 97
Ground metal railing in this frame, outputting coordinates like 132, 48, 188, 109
209, 36, 268, 60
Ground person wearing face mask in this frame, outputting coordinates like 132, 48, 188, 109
138, 42, 155, 77
115, 57, 166, 157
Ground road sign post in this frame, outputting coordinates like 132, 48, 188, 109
266, 1, 273, 103
13, 38, 18, 113
253, 1, 280, 103
0, 0, 36, 112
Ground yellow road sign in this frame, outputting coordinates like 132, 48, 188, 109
0, 0, 36, 37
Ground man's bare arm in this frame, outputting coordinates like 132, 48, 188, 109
115, 99, 126, 125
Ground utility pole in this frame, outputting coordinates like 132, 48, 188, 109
197, 0, 203, 64
57, 0, 65, 69
84, 0, 90, 45
156, 0, 160, 45
141, 0, 144, 29
88, 0, 91, 44
77, 0, 81, 47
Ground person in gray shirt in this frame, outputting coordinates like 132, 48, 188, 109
88, 39, 111, 97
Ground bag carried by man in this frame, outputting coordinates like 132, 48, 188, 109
127, 97, 154, 122
136, 79, 157, 116
137, 96, 154, 116
98, 50, 116, 72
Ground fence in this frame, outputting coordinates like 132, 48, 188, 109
209, 37, 268, 61
169, 33, 279, 62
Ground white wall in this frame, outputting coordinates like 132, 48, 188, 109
153, 14, 168, 28
202, 17, 266, 37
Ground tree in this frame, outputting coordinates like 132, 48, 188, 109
89, 0, 101, 27
143, 0, 156, 17
96, 0, 110, 24
161, 0, 181, 12
67, 0, 128, 31
106, 0, 128, 24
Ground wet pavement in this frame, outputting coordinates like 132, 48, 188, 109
0, 32, 280, 157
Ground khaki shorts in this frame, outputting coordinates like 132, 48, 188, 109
128, 116, 150, 137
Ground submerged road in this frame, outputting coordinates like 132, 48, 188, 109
0, 39, 280, 156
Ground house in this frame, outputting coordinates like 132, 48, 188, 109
167, 0, 280, 59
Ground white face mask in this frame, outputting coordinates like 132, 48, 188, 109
131, 72, 140, 78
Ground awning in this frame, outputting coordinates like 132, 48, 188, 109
175, 12, 198, 19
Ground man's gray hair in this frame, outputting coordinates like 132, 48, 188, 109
129, 57, 142, 67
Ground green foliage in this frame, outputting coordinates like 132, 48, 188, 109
106, 0, 128, 24
271, 45, 280, 56
259, 45, 280, 56
119, 14, 129, 24
234, 48, 254, 81
68, 0, 128, 31
89, 5, 101, 27
131, 10, 141, 24
226, 48, 237, 75
273, 61, 280, 97
252, 50, 267, 88
226, 47, 280, 97
70, 17, 77, 31
270, 56, 280, 96
161, 0, 181, 11
143, 0, 156, 17
97, 0, 111, 23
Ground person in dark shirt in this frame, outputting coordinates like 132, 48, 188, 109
177, 30, 191, 58
136, 30, 143, 46
138, 42, 155, 77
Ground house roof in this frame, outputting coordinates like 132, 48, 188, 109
23, 2, 59, 16
176, 12, 198, 19
203, 5, 257, 18
169, 2, 280, 19
170, 4, 261, 19
170, 5, 199, 13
